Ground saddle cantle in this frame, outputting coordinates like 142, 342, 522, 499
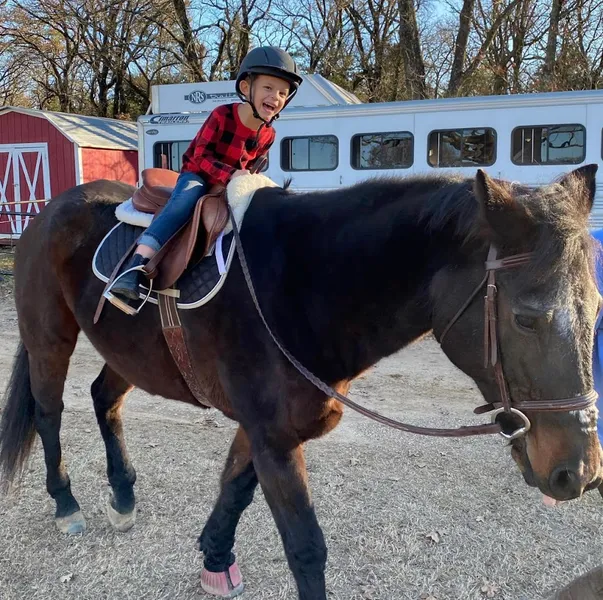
132, 168, 179, 213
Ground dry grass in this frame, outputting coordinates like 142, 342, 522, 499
0, 247, 15, 297
0, 294, 602, 600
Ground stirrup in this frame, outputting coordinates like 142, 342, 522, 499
104, 265, 154, 316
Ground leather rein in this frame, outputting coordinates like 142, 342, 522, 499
230, 212, 597, 439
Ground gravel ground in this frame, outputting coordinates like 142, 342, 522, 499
0, 277, 602, 600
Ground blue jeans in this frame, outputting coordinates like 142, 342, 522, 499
138, 171, 207, 251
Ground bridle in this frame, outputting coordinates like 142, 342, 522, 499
231, 209, 598, 439
438, 245, 598, 439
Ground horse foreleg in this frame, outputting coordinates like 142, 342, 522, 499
252, 441, 327, 600
91, 364, 137, 532
198, 426, 256, 598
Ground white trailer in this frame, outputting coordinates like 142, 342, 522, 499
138, 77, 603, 225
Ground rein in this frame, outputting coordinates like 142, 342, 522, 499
230, 211, 597, 439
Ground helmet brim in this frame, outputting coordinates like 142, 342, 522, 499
236, 66, 302, 93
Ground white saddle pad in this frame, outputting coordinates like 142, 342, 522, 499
115, 197, 153, 227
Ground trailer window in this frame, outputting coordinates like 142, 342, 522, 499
281, 135, 338, 171
428, 128, 496, 168
153, 141, 192, 172
153, 141, 269, 172
512, 124, 585, 165
351, 131, 413, 169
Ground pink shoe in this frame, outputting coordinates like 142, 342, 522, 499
200, 562, 244, 598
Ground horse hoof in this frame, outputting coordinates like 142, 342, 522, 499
201, 562, 244, 598
55, 510, 86, 535
106, 499, 136, 532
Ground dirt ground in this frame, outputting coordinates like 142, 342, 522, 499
0, 272, 602, 600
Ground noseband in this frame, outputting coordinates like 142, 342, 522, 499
439, 245, 598, 440
233, 210, 597, 438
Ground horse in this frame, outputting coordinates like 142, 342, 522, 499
0, 164, 601, 600
552, 564, 603, 599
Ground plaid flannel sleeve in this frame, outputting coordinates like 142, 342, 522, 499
188, 111, 238, 185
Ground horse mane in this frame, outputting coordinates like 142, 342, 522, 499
418, 170, 595, 285
274, 170, 594, 286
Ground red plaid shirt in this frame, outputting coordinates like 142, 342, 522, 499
181, 103, 275, 185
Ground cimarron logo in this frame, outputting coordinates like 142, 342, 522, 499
149, 115, 190, 124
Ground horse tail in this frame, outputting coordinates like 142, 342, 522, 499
0, 343, 36, 492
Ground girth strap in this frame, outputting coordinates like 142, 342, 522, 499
158, 293, 212, 408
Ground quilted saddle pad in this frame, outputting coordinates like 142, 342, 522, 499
92, 222, 236, 309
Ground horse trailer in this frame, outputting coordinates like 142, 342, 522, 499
138, 76, 603, 225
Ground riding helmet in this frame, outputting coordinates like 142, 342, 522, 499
235, 46, 303, 108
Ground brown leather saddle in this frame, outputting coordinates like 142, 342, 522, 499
132, 168, 229, 290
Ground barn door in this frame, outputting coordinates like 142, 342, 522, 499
0, 144, 51, 236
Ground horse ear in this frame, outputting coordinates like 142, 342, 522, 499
474, 169, 532, 243
557, 164, 598, 215
474, 169, 512, 211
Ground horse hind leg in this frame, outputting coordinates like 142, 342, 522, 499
26, 321, 85, 534
0, 341, 84, 534
198, 426, 256, 598
91, 364, 137, 532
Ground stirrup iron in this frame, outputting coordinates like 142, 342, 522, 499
104, 265, 154, 316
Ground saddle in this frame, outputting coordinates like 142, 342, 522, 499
132, 168, 228, 290
95, 160, 274, 408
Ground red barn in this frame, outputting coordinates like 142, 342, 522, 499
0, 106, 138, 239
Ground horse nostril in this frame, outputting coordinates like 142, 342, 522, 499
549, 466, 581, 500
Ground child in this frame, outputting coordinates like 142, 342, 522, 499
110, 46, 302, 303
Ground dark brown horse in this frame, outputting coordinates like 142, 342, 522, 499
1, 165, 601, 599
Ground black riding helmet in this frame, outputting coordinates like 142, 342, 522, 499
235, 47, 303, 123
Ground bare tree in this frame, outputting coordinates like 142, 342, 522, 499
344, 0, 399, 100
541, 0, 564, 88
270, 0, 353, 81
70, 0, 163, 116
398, 0, 427, 98
472, 0, 546, 94
145, 0, 273, 82
1, 0, 83, 111
446, 0, 523, 95
421, 21, 455, 97
549, 0, 603, 89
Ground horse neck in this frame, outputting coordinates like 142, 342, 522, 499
278, 184, 474, 380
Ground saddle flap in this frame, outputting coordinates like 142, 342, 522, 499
146, 187, 229, 290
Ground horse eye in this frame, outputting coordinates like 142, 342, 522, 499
515, 314, 537, 332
